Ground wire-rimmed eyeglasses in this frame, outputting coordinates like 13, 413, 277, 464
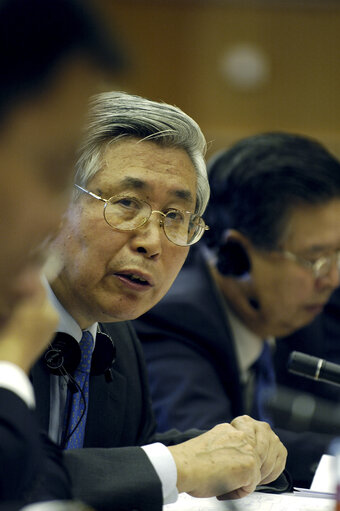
280, 249, 340, 279
74, 184, 209, 247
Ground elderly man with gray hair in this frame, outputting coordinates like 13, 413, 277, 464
31, 91, 287, 511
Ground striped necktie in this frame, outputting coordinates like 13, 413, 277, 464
64, 331, 94, 449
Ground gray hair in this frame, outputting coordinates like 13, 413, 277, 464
74, 91, 209, 215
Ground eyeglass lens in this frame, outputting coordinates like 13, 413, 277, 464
316, 253, 340, 278
103, 196, 204, 246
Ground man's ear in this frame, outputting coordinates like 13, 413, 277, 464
216, 230, 251, 277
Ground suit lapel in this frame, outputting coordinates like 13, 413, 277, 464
84, 324, 127, 447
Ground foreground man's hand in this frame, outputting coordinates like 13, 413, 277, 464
168, 417, 287, 500
0, 280, 58, 373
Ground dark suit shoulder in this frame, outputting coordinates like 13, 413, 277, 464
135, 255, 234, 364
0, 388, 42, 501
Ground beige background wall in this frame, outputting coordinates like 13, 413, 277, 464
97, 0, 340, 159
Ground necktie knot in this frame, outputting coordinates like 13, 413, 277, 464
253, 341, 275, 383
78, 331, 94, 374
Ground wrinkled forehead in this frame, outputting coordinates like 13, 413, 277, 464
89, 138, 197, 207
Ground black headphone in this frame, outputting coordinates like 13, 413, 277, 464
216, 238, 251, 277
44, 329, 116, 447
204, 149, 253, 279
216, 238, 261, 310
44, 330, 116, 382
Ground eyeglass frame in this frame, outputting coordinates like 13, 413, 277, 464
74, 183, 209, 247
278, 249, 340, 279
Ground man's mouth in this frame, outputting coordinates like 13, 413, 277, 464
117, 273, 149, 285
305, 303, 325, 314
114, 271, 153, 290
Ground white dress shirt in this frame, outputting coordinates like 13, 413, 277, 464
0, 361, 35, 408
224, 305, 264, 383
46, 284, 178, 505
224, 304, 275, 414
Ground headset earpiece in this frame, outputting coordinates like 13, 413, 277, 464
45, 333, 81, 375
216, 238, 251, 277
44, 330, 116, 377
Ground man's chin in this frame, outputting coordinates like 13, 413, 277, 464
282, 312, 323, 337
101, 305, 152, 323
269, 318, 312, 338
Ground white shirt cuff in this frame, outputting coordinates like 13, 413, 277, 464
141, 442, 178, 504
0, 362, 35, 408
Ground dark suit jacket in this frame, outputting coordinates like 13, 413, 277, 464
274, 286, 340, 404
0, 388, 42, 501
134, 247, 335, 487
31, 320, 200, 511
0, 388, 70, 506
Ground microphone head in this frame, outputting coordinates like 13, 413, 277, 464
288, 350, 340, 387
21, 500, 95, 510
288, 351, 321, 380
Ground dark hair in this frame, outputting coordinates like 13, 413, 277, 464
204, 132, 340, 250
0, 0, 123, 119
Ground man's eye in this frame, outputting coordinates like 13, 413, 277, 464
301, 255, 317, 263
303, 253, 327, 264
116, 197, 140, 210
166, 210, 185, 222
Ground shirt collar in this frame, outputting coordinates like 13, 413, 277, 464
43, 277, 98, 344
224, 304, 264, 374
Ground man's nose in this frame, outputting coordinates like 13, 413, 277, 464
130, 214, 164, 259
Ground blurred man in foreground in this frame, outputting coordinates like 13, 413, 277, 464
0, 0, 121, 504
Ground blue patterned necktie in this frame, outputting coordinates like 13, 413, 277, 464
65, 331, 94, 449
251, 340, 276, 423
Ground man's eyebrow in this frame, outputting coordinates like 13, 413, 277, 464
172, 188, 194, 204
119, 177, 146, 190
117, 176, 195, 204
300, 243, 336, 255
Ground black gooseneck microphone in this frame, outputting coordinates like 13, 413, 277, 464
288, 351, 340, 386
